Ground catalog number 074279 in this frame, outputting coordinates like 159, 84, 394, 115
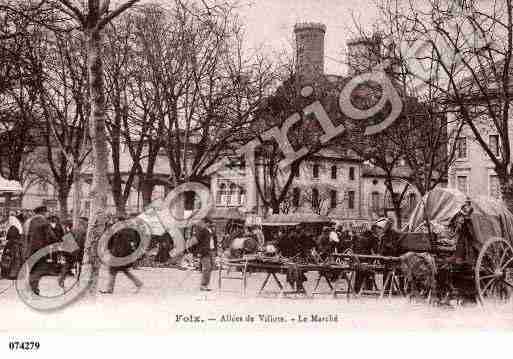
8, 341, 40, 351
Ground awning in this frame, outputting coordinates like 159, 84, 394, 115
262, 213, 332, 226
0, 176, 22, 194
209, 207, 244, 220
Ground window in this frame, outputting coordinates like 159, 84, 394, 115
489, 175, 501, 199
371, 191, 381, 212
331, 165, 337, 179
228, 183, 237, 206
457, 175, 468, 194
349, 167, 355, 180
293, 164, 300, 178
330, 190, 337, 208
456, 137, 467, 159
293, 188, 300, 207
83, 200, 90, 216
184, 191, 195, 211
238, 187, 246, 205
312, 188, 319, 206
313, 164, 319, 178
217, 183, 225, 205
348, 191, 355, 209
489, 135, 500, 157
408, 193, 417, 211
38, 182, 48, 195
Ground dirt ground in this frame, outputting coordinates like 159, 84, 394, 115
0, 266, 512, 332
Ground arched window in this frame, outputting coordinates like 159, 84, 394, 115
331, 165, 337, 179
349, 167, 355, 180
371, 191, 381, 212
348, 191, 355, 209
217, 183, 226, 205
313, 163, 319, 178
293, 187, 300, 207
330, 190, 337, 208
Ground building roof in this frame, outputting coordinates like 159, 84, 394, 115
309, 148, 362, 162
361, 163, 412, 178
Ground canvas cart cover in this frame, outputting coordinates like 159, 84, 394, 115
405, 188, 513, 247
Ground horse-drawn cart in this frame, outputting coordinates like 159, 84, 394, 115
333, 188, 513, 304
404, 188, 513, 303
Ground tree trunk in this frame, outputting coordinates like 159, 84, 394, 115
115, 201, 126, 217
141, 181, 154, 207
81, 29, 110, 296
58, 185, 70, 219
72, 165, 81, 230
111, 175, 126, 217
394, 204, 402, 229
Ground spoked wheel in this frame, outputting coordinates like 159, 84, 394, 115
475, 237, 513, 304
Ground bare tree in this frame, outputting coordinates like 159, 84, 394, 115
163, 3, 271, 187
104, 10, 146, 216
378, 0, 513, 208
38, 30, 91, 219
36, 0, 143, 294
0, 12, 47, 209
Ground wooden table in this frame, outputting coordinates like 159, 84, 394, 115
219, 257, 355, 298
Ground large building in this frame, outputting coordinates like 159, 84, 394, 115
209, 23, 420, 229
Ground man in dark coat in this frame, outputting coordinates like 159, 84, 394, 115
276, 228, 296, 258
57, 217, 87, 288
155, 233, 173, 264
353, 229, 379, 293
0, 213, 25, 279
100, 218, 143, 294
24, 206, 58, 295
196, 218, 217, 291
373, 217, 404, 293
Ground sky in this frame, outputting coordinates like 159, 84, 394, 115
134, 0, 382, 75
236, 0, 381, 75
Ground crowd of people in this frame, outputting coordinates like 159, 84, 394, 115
0, 202, 477, 297
0, 206, 88, 295
0, 207, 148, 296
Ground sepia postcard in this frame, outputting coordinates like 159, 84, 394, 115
0, 0, 512, 357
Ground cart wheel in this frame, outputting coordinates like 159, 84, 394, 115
475, 237, 513, 304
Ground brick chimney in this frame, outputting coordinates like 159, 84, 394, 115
294, 22, 326, 82
346, 33, 382, 75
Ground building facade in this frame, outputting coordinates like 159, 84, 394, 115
447, 119, 507, 200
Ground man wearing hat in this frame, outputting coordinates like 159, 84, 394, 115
195, 218, 217, 291
24, 205, 58, 295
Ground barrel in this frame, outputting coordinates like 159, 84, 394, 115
230, 236, 258, 254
